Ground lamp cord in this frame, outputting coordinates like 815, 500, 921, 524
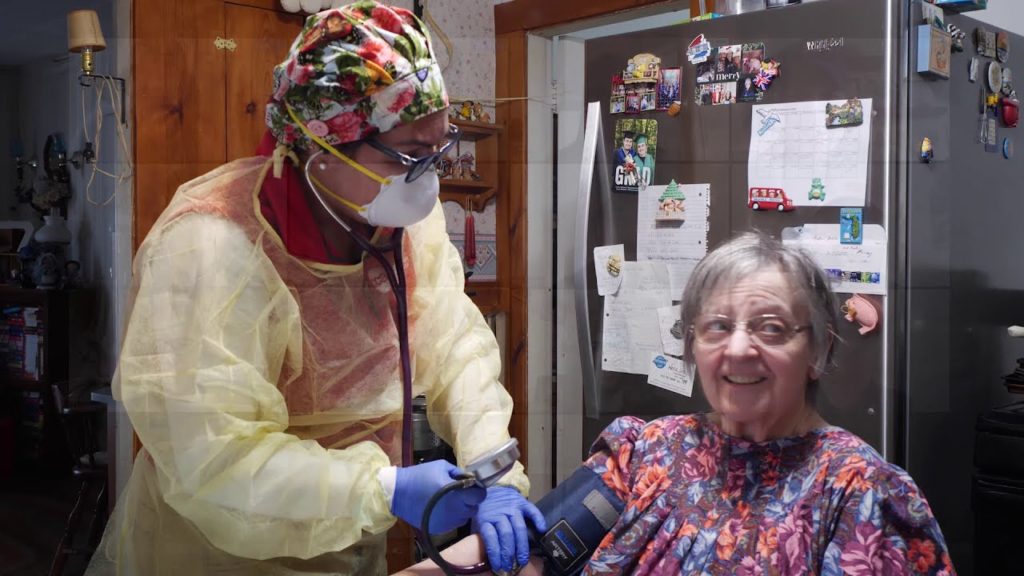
81, 75, 133, 206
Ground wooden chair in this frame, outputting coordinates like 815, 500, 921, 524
48, 380, 108, 576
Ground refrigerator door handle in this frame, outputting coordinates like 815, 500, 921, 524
575, 102, 602, 418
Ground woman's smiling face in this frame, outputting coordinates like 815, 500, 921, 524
693, 267, 819, 438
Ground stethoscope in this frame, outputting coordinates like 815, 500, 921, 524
303, 153, 519, 575
303, 151, 416, 468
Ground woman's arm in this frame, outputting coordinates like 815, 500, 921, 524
391, 535, 544, 576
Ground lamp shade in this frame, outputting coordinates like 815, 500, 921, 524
67, 10, 106, 53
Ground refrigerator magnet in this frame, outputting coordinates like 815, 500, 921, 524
638, 85, 658, 113
610, 74, 626, 114
1004, 137, 1013, 159
997, 31, 1010, 62
988, 61, 1004, 94
948, 24, 967, 52
1003, 97, 1019, 127
921, 137, 935, 162
613, 119, 657, 193
982, 28, 997, 59
842, 294, 881, 335
624, 53, 662, 85
656, 179, 686, 222
647, 354, 693, 398
625, 86, 640, 113
687, 34, 712, 64
754, 59, 782, 93
808, 178, 826, 202
840, 208, 864, 245
748, 188, 795, 212
969, 58, 979, 82
986, 118, 999, 152
656, 68, 681, 111
1001, 67, 1014, 97
825, 99, 865, 127
657, 305, 684, 357
593, 245, 625, 296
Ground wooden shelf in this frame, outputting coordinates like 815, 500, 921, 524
451, 119, 503, 141
440, 178, 495, 191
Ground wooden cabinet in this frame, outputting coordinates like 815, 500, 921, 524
133, 0, 303, 250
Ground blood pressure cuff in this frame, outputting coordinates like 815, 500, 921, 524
531, 466, 625, 576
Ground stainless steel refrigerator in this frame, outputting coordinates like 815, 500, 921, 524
561, 0, 898, 459
555, 1, 1024, 572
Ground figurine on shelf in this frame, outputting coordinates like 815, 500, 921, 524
456, 100, 474, 121
455, 152, 481, 181
472, 102, 491, 124
437, 154, 454, 179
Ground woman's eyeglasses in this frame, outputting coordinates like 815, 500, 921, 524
363, 124, 462, 182
691, 314, 809, 348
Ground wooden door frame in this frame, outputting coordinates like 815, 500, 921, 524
494, 0, 706, 478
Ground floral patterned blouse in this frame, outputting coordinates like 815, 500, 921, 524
581, 415, 955, 575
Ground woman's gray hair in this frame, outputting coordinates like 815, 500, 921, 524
680, 231, 839, 378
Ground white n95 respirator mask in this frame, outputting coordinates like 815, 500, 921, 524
356, 169, 440, 228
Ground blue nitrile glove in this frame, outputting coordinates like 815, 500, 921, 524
392, 460, 486, 534
471, 486, 547, 573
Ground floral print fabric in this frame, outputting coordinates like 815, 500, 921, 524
267, 0, 448, 149
581, 415, 955, 575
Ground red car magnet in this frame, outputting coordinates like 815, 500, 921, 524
1002, 97, 1019, 128
748, 187, 795, 212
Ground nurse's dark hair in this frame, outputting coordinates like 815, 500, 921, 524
679, 230, 839, 380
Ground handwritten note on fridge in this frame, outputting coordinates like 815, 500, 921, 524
637, 183, 710, 298
602, 261, 673, 375
782, 223, 887, 295
748, 99, 872, 207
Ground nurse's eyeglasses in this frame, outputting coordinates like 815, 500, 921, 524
691, 314, 809, 348
364, 124, 462, 183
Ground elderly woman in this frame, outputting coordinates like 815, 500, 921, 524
398, 232, 954, 576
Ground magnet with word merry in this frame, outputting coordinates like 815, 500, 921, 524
997, 31, 1010, 62
948, 23, 967, 52
656, 179, 686, 222
921, 137, 935, 162
624, 53, 662, 85
976, 27, 997, 58
970, 57, 979, 82
840, 208, 864, 244
808, 178, 826, 201
687, 34, 712, 64
610, 74, 626, 114
825, 98, 864, 127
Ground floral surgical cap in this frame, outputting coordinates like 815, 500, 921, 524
266, 0, 449, 150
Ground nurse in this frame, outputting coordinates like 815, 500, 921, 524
85, 2, 541, 575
